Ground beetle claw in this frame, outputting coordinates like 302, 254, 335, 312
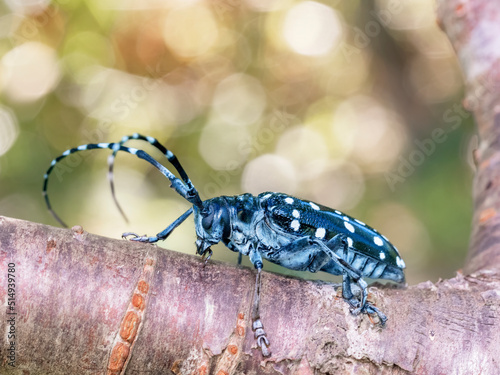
201, 248, 213, 266
351, 302, 387, 326
122, 232, 150, 242
253, 319, 271, 357
344, 295, 386, 326
122, 232, 140, 240
365, 304, 387, 326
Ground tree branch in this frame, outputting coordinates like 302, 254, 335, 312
1, 215, 500, 374
437, 0, 500, 274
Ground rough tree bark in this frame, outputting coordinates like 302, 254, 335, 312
2, 1, 500, 374
438, 0, 500, 274
0, 214, 498, 375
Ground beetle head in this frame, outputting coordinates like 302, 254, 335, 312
194, 198, 231, 257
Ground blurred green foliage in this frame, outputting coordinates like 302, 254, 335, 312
0, 0, 474, 284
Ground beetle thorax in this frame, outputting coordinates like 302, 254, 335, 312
194, 194, 264, 256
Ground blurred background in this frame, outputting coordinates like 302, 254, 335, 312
0, 0, 475, 284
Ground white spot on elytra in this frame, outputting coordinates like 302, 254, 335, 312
355, 219, 365, 226
344, 221, 355, 233
334, 210, 341, 214
291, 219, 300, 231
292, 209, 300, 218
396, 256, 406, 268
285, 197, 294, 204
262, 193, 272, 199
309, 202, 320, 210
343, 216, 349, 221
347, 237, 353, 247
374, 236, 384, 246
379, 252, 386, 260
315, 227, 326, 239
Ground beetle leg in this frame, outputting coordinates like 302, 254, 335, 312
251, 266, 271, 357
341, 274, 359, 309
338, 239, 364, 309
262, 237, 331, 272
321, 235, 369, 310
365, 303, 388, 325
311, 236, 388, 326
122, 208, 193, 243
341, 269, 387, 325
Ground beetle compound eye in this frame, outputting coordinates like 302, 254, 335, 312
202, 206, 215, 230
202, 214, 213, 230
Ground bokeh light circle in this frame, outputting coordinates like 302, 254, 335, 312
212, 73, 267, 126
283, 1, 343, 56
242, 154, 297, 195
0, 41, 60, 103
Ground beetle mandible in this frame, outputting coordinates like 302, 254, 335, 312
43, 133, 406, 357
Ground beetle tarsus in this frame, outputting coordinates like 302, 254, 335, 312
122, 232, 147, 242
253, 319, 271, 357
201, 248, 213, 266
122, 232, 140, 240
345, 294, 387, 326
363, 304, 388, 326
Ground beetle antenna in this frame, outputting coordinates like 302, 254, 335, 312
107, 133, 197, 222
43, 142, 203, 227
